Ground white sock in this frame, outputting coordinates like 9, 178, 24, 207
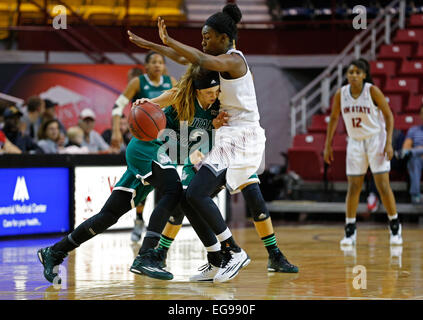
216, 228, 232, 242
205, 242, 221, 252
346, 217, 356, 224
388, 213, 398, 221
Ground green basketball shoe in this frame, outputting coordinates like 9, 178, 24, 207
37, 247, 68, 283
130, 248, 173, 280
268, 248, 299, 273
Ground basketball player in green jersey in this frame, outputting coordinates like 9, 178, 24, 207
37, 67, 230, 284
111, 51, 178, 243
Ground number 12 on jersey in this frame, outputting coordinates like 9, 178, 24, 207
352, 117, 362, 128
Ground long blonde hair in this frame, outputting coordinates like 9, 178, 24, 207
171, 64, 199, 124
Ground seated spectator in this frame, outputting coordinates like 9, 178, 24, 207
0, 129, 21, 154
42, 99, 66, 134
21, 95, 45, 142
59, 126, 90, 154
401, 104, 423, 204
78, 108, 118, 154
2, 106, 43, 154
102, 114, 132, 153
37, 119, 64, 154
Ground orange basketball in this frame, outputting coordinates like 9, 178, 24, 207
128, 101, 166, 141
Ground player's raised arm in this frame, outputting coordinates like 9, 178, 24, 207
157, 17, 243, 76
127, 30, 189, 66
324, 89, 342, 165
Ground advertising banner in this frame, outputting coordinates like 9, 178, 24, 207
0, 168, 70, 237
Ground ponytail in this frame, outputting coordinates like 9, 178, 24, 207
172, 64, 197, 123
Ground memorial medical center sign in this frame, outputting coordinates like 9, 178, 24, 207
0, 168, 70, 237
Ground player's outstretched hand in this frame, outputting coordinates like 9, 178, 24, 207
128, 30, 152, 49
323, 145, 333, 165
213, 111, 229, 129
158, 17, 170, 45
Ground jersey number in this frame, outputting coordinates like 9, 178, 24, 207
352, 117, 362, 128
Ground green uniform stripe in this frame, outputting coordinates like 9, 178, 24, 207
263, 235, 277, 247
159, 237, 173, 249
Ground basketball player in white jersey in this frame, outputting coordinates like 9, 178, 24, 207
324, 59, 402, 246
135, 4, 267, 282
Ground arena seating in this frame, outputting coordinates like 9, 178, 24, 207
288, 13, 423, 183
0, 0, 186, 30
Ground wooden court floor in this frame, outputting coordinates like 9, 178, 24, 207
0, 223, 422, 300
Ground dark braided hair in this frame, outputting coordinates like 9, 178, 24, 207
204, 4, 242, 44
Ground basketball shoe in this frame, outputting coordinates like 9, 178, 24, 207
367, 193, 379, 213
190, 262, 220, 282
130, 248, 173, 280
389, 220, 403, 245
214, 247, 250, 283
131, 219, 145, 242
340, 223, 357, 246
267, 248, 299, 273
37, 247, 68, 283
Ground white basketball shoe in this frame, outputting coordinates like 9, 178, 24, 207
190, 262, 220, 282
214, 248, 250, 283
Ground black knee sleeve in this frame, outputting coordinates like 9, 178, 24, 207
241, 183, 270, 222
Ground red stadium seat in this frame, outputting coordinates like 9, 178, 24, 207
399, 60, 423, 79
394, 113, 423, 131
292, 133, 326, 149
378, 44, 412, 60
372, 76, 384, 90
308, 114, 345, 134
409, 14, 423, 28
370, 60, 396, 88
326, 134, 348, 181
384, 93, 403, 114
287, 133, 326, 181
384, 77, 420, 106
287, 147, 325, 181
405, 94, 423, 113
393, 29, 423, 54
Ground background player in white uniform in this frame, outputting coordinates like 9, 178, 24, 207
324, 59, 402, 246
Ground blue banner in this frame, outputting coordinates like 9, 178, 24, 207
0, 168, 70, 237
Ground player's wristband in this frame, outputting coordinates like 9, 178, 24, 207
112, 94, 130, 117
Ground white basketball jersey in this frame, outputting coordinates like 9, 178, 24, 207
218, 49, 260, 126
340, 83, 385, 140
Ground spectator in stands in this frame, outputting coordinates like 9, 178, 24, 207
37, 119, 64, 154
0, 129, 21, 154
401, 104, 423, 204
102, 114, 132, 153
42, 99, 66, 134
21, 96, 45, 142
60, 126, 90, 154
78, 108, 117, 154
2, 106, 43, 154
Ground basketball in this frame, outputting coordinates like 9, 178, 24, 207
128, 101, 167, 141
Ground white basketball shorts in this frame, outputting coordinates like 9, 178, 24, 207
346, 130, 390, 176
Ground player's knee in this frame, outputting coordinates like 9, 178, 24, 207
376, 181, 391, 197
348, 181, 362, 194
